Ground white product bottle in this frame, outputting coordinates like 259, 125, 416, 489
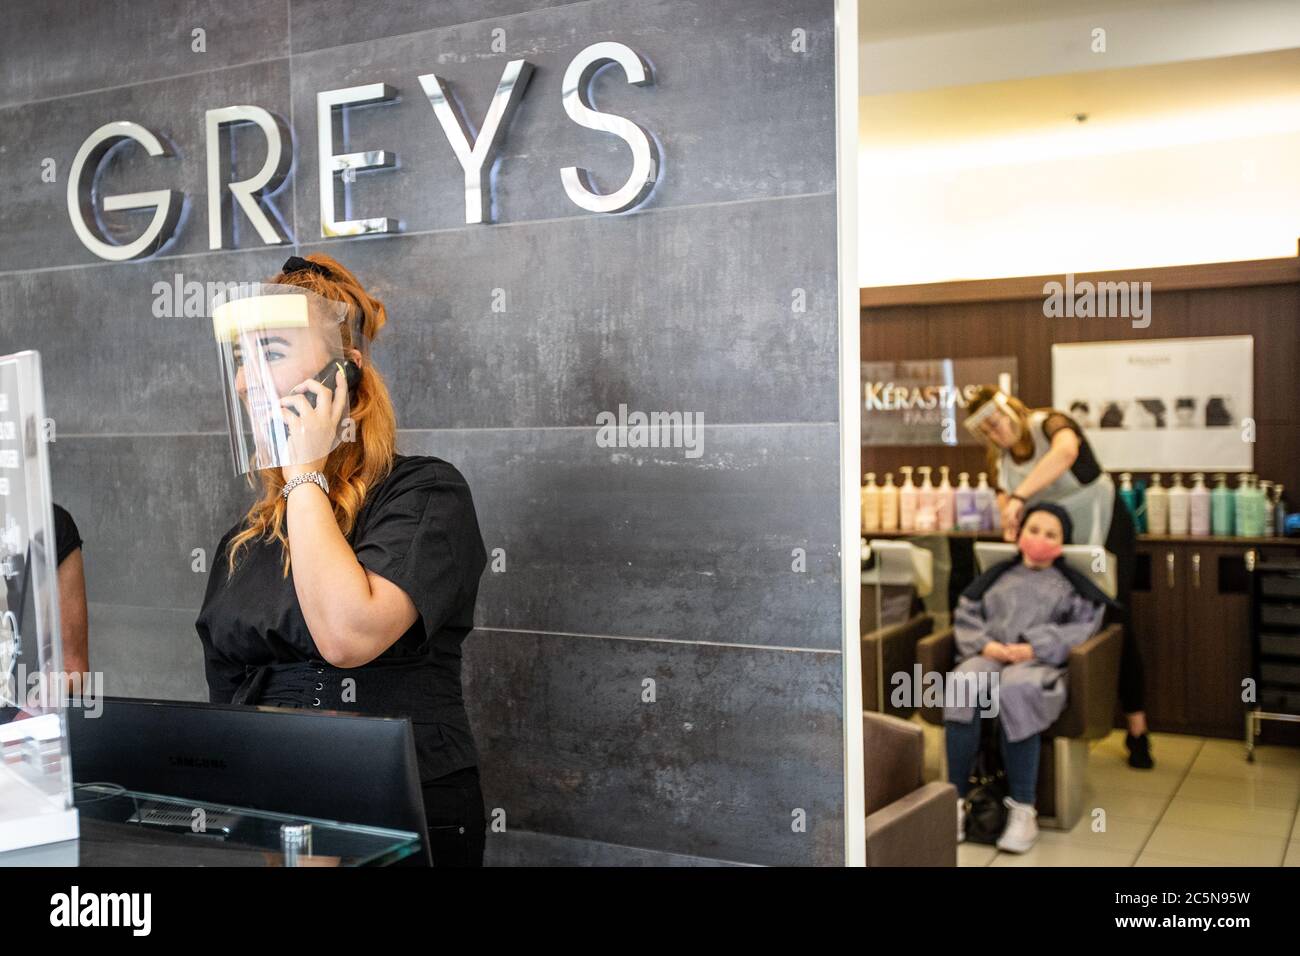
1167, 473, 1190, 535
1188, 472, 1211, 536
954, 472, 978, 530
975, 472, 997, 532
880, 473, 899, 531
899, 466, 918, 532
936, 465, 956, 531
1145, 474, 1169, 535
861, 472, 880, 534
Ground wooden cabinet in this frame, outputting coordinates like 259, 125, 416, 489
1132, 537, 1300, 738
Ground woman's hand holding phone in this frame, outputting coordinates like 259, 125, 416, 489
279, 366, 348, 480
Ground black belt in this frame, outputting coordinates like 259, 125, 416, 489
230, 658, 465, 723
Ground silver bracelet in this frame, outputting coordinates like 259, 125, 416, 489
281, 471, 329, 500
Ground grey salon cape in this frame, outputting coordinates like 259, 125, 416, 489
943, 562, 1105, 742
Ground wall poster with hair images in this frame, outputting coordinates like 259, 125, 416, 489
1051, 335, 1254, 471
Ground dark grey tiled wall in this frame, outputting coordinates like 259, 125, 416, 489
0, 0, 845, 865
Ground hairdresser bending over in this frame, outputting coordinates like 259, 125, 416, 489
962, 385, 1153, 770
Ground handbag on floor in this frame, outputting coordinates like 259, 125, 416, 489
962, 718, 1008, 845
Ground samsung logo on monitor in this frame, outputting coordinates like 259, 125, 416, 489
167, 753, 227, 770
66, 42, 660, 261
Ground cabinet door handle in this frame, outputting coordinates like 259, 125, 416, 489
1192, 552, 1201, 588
1245, 549, 1256, 572
1166, 551, 1176, 588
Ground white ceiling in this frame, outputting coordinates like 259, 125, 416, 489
859, 47, 1300, 145
858, 0, 1192, 41
858, 0, 1300, 95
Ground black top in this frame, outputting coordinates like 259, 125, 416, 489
53, 503, 83, 565
194, 455, 488, 783
1039, 412, 1103, 485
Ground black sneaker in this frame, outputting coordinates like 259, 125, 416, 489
1125, 732, 1155, 769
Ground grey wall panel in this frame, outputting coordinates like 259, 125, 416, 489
49, 435, 255, 611
401, 424, 842, 651
0, 0, 288, 108
289, 0, 578, 54
288, 0, 835, 236
87, 603, 211, 702
0, 250, 292, 435
302, 195, 840, 429
464, 628, 844, 866
0, 59, 293, 272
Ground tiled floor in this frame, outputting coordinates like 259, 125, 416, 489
919, 724, 1300, 867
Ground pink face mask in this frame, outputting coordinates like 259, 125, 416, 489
1020, 535, 1064, 565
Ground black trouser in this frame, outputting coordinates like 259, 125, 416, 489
421, 766, 486, 867
1104, 490, 1146, 714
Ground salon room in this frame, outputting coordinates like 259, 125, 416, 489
857, 0, 1300, 867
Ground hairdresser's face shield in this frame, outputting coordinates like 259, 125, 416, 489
963, 392, 1020, 449
211, 283, 362, 476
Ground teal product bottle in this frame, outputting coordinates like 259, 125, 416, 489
1234, 474, 1253, 537
1275, 484, 1287, 537
1117, 473, 1139, 528
1210, 473, 1234, 536
1133, 479, 1149, 533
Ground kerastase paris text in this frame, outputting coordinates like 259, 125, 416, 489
66, 42, 660, 261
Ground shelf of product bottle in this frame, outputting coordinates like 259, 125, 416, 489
859, 465, 1002, 536
1118, 471, 1294, 539
859, 465, 1297, 539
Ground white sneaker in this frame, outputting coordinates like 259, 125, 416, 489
995, 796, 1038, 853
956, 800, 966, 844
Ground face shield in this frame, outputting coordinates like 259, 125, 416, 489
962, 390, 1016, 444
212, 283, 364, 476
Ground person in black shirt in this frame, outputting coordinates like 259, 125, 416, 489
53, 503, 89, 682
195, 254, 489, 866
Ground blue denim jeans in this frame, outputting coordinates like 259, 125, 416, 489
945, 717, 1040, 804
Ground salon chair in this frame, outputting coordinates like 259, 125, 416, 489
862, 711, 957, 866
862, 612, 933, 718
861, 540, 935, 718
915, 544, 1123, 831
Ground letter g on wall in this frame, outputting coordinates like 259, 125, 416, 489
66, 121, 183, 261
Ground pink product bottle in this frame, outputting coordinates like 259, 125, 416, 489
936, 465, 955, 531
1188, 472, 1211, 537
917, 466, 935, 517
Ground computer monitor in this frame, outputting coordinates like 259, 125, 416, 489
66, 697, 431, 866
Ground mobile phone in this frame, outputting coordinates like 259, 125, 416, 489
302, 359, 361, 408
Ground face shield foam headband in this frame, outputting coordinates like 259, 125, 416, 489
211, 283, 365, 476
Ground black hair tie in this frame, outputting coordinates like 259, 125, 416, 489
281, 255, 332, 278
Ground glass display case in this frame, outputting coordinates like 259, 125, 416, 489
69, 784, 422, 867
0, 350, 78, 853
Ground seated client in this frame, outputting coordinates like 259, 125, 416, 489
945, 502, 1116, 853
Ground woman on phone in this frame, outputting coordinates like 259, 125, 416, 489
195, 254, 489, 865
